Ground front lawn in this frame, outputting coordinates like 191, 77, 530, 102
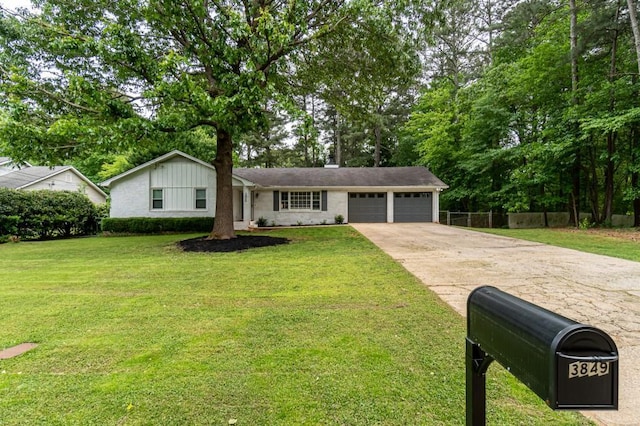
478, 227, 640, 262
0, 227, 591, 425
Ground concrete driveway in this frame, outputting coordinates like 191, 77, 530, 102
351, 223, 640, 426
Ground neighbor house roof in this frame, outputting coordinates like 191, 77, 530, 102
233, 167, 449, 189
0, 165, 107, 199
0, 166, 72, 189
0, 157, 31, 169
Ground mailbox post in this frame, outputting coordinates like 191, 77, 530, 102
466, 286, 618, 425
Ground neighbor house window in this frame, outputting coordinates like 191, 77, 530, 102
152, 189, 163, 209
195, 188, 206, 209
281, 191, 321, 211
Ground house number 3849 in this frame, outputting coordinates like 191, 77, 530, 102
568, 361, 610, 379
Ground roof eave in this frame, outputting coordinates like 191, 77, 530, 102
252, 184, 449, 191
15, 166, 72, 189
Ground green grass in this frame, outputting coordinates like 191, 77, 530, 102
477, 227, 640, 262
0, 227, 592, 425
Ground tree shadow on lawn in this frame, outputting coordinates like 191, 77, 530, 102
178, 235, 289, 253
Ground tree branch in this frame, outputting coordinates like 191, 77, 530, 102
34, 86, 101, 114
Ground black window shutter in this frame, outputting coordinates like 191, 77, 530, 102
322, 190, 328, 211
273, 191, 280, 211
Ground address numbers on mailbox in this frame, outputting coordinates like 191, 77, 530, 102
568, 361, 610, 379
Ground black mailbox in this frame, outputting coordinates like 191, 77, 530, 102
466, 286, 618, 425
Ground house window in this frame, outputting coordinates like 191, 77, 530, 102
195, 188, 206, 209
151, 189, 163, 209
281, 191, 321, 211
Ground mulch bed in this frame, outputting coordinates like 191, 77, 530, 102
177, 235, 290, 253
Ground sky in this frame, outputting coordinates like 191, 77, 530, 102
0, 0, 32, 11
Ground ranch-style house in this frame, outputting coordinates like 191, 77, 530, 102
100, 150, 448, 230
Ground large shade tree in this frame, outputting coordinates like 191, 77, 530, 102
0, 0, 384, 239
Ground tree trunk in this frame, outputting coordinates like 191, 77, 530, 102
633, 123, 640, 226
603, 5, 621, 224
265, 145, 272, 168
542, 185, 549, 227
374, 123, 382, 167
588, 142, 601, 223
486, 0, 494, 63
570, 154, 581, 226
603, 132, 616, 224
569, 0, 581, 227
374, 105, 383, 167
627, 0, 640, 226
628, 0, 640, 75
209, 127, 236, 240
311, 97, 318, 166
335, 110, 342, 166
570, 0, 579, 96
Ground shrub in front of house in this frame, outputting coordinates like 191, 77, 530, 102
0, 188, 100, 242
0, 215, 19, 243
101, 217, 214, 234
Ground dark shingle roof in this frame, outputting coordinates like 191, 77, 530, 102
233, 167, 448, 188
0, 166, 70, 189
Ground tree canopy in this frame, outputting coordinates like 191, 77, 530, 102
399, 0, 640, 226
0, 0, 432, 238
3, 0, 640, 230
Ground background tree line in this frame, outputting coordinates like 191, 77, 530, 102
397, 0, 640, 227
1, 0, 640, 232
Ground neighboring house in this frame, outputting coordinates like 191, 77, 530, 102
100, 150, 448, 230
0, 157, 32, 176
0, 160, 107, 204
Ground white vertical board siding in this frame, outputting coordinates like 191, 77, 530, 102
150, 158, 210, 211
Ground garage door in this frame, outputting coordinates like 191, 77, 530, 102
394, 192, 432, 222
348, 193, 387, 223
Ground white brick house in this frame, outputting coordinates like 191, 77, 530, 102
100, 150, 448, 230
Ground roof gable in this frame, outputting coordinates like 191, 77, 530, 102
0, 166, 107, 197
100, 150, 215, 187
